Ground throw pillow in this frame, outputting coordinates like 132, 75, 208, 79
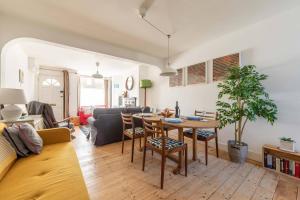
3, 126, 30, 157
18, 123, 43, 154
0, 135, 17, 181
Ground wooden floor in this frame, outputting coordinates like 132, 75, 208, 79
72, 128, 300, 200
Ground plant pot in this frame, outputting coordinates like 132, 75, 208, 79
279, 140, 295, 152
227, 140, 248, 164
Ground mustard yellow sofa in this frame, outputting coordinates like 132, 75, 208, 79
0, 124, 89, 200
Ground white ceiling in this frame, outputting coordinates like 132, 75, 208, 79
0, 0, 299, 59
16, 40, 139, 77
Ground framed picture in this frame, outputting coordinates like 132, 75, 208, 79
187, 62, 206, 85
19, 69, 24, 84
213, 53, 240, 81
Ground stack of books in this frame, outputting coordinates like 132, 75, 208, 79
264, 152, 300, 178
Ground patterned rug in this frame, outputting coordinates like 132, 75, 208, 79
79, 125, 90, 137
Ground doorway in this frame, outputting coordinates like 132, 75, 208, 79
38, 69, 64, 121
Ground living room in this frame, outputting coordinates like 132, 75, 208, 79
1, 0, 300, 200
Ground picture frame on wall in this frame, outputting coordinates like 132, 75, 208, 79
213, 53, 240, 82
19, 69, 24, 84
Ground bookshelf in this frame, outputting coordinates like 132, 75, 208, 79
263, 144, 300, 180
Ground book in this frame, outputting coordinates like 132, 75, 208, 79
275, 158, 281, 172
289, 160, 294, 175
264, 152, 267, 167
284, 159, 290, 174
295, 162, 300, 178
280, 159, 283, 172
266, 154, 273, 168
272, 156, 276, 169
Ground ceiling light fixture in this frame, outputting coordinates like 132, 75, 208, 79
92, 62, 103, 79
139, 1, 176, 76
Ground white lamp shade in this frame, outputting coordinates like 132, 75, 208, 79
160, 67, 177, 76
0, 88, 27, 104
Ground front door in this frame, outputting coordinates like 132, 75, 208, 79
38, 69, 64, 121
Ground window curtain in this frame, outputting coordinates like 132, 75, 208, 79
63, 70, 70, 118
104, 79, 112, 108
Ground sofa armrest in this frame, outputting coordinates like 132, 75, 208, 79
37, 128, 71, 145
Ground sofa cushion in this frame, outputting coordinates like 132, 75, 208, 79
124, 127, 144, 137
18, 123, 43, 154
0, 142, 89, 200
3, 127, 30, 157
0, 135, 17, 181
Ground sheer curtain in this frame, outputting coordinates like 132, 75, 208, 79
80, 76, 105, 106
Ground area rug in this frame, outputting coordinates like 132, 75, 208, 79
79, 125, 90, 138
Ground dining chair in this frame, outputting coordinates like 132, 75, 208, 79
183, 110, 218, 165
121, 113, 144, 162
142, 118, 187, 189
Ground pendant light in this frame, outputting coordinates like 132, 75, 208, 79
92, 62, 103, 79
139, 4, 176, 76
160, 34, 176, 76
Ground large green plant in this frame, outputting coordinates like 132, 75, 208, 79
217, 65, 278, 145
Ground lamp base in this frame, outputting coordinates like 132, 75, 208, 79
0, 104, 22, 121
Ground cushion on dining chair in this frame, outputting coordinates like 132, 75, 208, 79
148, 137, 184, 150
184, 129, 216, 139
124, 127, 144, 136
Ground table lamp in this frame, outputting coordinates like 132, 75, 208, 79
140, 79, 152, 107
0, 88, 27, 120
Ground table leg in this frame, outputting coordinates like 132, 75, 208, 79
173, 127, 183, 174
192, 128, 197, 161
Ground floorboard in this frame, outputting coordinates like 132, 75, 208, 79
72, 127, 299, 200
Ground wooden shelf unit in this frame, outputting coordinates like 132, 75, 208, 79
263, 144, 300, 180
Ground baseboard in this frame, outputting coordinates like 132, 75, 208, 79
208, 141, 262, 164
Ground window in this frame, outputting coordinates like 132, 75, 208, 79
213, 53, 240, 81
42, 78, 61, 87
80, 77, 105, 106
169, 68, 183, 87
187, 62, 206, 85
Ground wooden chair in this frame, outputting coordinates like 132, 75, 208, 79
142, 118, 187, 189
121, 113, 144, 162
183, 111, 218, 165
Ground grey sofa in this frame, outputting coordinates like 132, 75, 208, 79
89, 107, 150, 146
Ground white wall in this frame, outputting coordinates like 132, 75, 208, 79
1, 43, 36, 101
0, 13, 164, 87
144, 7, 300, 161
111, 65, 140, 107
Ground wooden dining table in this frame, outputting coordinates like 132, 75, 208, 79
133, 113, 220, 174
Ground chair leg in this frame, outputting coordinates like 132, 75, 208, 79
139, 137, 142, 151
121, 134, 125, 154
215, 135, 219, 158
131, 137, 135, 163
205, 140, 208, 165
166, 129, 168, 137
142, 145, 146, 171
151, 135, 154, 156
185, 144, 188, 176
161, 154, 166, 189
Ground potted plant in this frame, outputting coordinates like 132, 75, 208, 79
279, 137, 295, 152
217, 65, 278, 164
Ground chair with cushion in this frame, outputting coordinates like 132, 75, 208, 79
121, 113, 144, 162
27, 101, 74, 133
142, 118, 187, 189
183, 110, 218, 165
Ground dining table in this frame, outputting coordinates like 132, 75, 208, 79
133, 113, 220, 174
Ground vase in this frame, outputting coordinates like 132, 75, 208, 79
227, 140, 248, 164
279, 140, 295, 152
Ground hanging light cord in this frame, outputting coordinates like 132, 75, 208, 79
141, 15, 171, 67
141, 16, 169, 37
